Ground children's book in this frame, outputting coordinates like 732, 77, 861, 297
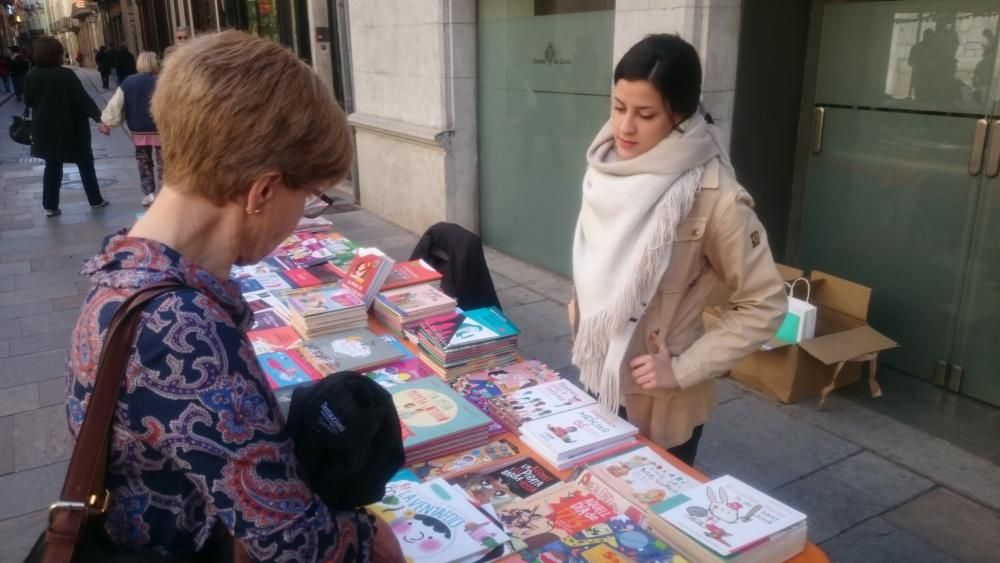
285, 286, 364, 318
379, 284, 456, 316
452, 361, 561, 407
409, 439, 523, 481
250, 309, 289, 331
446, 457, 561, 512
366, 357, 435, 388
342, 248, 396, 306
247, 327, 302, 355
519, 406, 638, 461
390, 377, 493, 451
280, 263, 341, 288
578, 445, 699, 510
382, 259, 443, 291
495, 483, 621, 552
421, 307, 520, 349
500, 513, 682, 563
299, 328, 406, 375
257, 350, 322, 390
489, 380, 596, 430
653, 475, 807, 557
371, 478, 510, 563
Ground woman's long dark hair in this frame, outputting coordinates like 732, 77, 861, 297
614, 34, 712, 124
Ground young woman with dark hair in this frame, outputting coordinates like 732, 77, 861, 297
569, 34, 786, 465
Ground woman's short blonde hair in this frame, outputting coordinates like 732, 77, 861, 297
136, 51, 160, 74
151, 31, 352, 205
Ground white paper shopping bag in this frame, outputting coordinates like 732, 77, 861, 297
775, 278, 817, 344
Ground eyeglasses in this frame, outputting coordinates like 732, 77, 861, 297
303, 188, 340, 219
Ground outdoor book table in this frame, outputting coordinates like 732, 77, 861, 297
366, 317, 830, 563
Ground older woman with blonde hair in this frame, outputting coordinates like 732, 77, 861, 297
99, 51, 164, 206
67, 32, 403, 561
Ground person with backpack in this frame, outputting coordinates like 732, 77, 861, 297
114, 43, 136, 84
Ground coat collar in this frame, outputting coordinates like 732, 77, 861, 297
700, 158, 721, 190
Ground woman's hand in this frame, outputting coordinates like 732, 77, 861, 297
372, 515, 404, 562
97, 123, 111, 136
629, 343, 680, 391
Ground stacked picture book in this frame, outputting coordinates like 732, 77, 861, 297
487, 379, 596, 432
518, 404, 640, 470
299, 328, 409, 376
390, 377, 495, 464
418, 307, 520, 380
281, 285, 367, 338
452, 360, 562, 436
382, 259, 443, 291
341, 247, 396, 307
373, 283, 457, 340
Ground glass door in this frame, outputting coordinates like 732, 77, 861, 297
797, 1, 1000, 405
477, 0, 615, 277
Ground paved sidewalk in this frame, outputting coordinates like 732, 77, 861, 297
0, 69, 996, 562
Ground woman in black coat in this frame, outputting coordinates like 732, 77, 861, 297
24, 37, 108, 217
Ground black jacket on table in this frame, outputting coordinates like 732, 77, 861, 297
410, 221, 502, 311
24, 66, 101, 163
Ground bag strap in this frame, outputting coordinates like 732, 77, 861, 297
43, 282, 182, 563
784, 277, 812, 303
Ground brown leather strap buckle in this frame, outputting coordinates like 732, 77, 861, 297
49, 489, 110, 516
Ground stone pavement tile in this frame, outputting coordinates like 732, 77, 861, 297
498, 286, 547, 309
0, 277, 12, 292
13, 404, 73, 471
0, 510, 48, 563
13, 267, 86, 291
503, 300, 572, 346
717, 377, 746, 404
0, 218, 33, 231
0, 262, 29, 277
781, 396, 1000, 511
29, 254, 88, 273
0, 383, 39, 417
37, 377, 65, 407
820, 517, 960, 563
0, 415, 12, 475
50, 294, 86, 312
521, 276, 573, 305
0, 281, 79, 307
884, 488, 1000, 563
0, 318, 20, 340
771, 452, 933, 544
0, 241, 101, 265
0, 349, 69, 389
18, 309, 81, 337
772, 466, 884, 544
491, 273, 516, 291
0, 461, 69, 520
519, 335, 573, 373
696, 394, 860, 491
0, 341, 8, 358
9, 328, 73, 357
0, 301, 51, 322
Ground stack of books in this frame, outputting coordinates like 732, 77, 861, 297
389, 377, 494, 464
487, 379, 596, 432
292, 215, 333, 233
298, 328, 408, 375
382, 259, 443, 291
576, 445, 700, 511
518, 404, 639, 470
446, 456, 560, 513
651, 475, 808, 563
282, 285, 367, 338
257, 349, 323, 391
373, 283, 456, 340
342, 248, 396, 307
371, 476, 510, 563
269, 231, 358, 271
417, 307, 519, 381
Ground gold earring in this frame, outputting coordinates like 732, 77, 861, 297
245, 208, 262, 215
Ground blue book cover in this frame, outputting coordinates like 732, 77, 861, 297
391, 377, 493, 450
422, 307, 520, 350
257, 350, 321, 390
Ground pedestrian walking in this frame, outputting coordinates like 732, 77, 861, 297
163, 24, 191, 59
0, 50, 11, 93
10, 46, 30, 101
75, 50, 83, 66
115, 43, 136, 83
569, 35, 785, 466
99, 52, 163, 206
23, 37, 110, 217
63, 30, 403, 560
95, 45, 112, 89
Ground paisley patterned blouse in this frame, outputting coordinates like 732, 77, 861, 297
67, 232, 374, 562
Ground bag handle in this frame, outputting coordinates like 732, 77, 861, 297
784, 277, 812, 303
42, 282, 182, 563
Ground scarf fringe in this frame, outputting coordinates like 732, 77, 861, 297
573, 167, 704, 415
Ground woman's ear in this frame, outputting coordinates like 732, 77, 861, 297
244, 172, 282, 213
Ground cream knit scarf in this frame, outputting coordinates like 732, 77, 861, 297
572, 112, 733, 413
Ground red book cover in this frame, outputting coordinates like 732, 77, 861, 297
382, 259, 443, 290
281, 268, 321, 288
342, 250, 394, 304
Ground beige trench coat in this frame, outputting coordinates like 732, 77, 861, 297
570, 157, 787, 449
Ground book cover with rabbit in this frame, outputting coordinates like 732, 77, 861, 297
653, 475, 806, 556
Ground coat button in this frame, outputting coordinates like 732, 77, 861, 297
692, 228, 701, 237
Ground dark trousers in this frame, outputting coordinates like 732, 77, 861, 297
12, 75, 25, 99
618, 405, 705, 466
43, 158, 104, 211
99, 70, 110, 89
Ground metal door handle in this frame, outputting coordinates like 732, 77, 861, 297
969, 118, 988, 175
987, 120, 1000, 178
811, 107, 825, 155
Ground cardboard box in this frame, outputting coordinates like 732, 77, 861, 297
720, 267, 897, 404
